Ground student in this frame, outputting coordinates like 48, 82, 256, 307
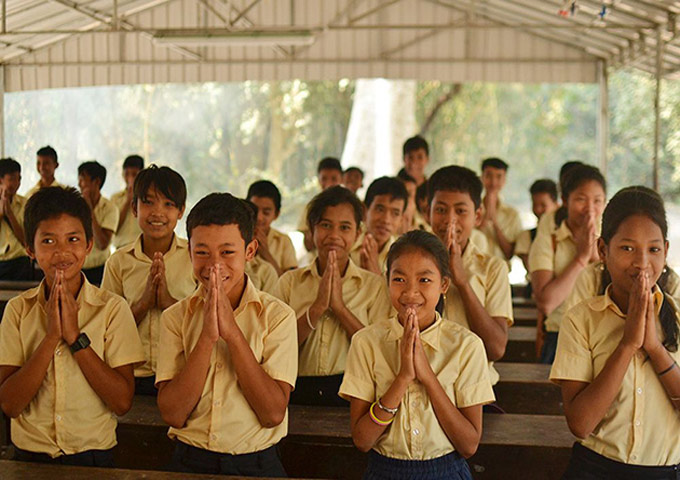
242, 199, 284, 294
0, 186, 144, 467
78, 161, 119, 285
0, 158, 32, 280
478, 157, 522, 261
156, 193, 297, 477
349, 176, 407, 275
340, 230, 495, 479
101, 165, 195, 396
551, 186, 680, 479
343, 166, 364, 195
529, 164, 606, 364
298, 157, 343, 252
26, 146, 64, 198
274, 186, 391, 406
533, 160, 584, 241
515, 179, 559, 272
397, 170, 430, 234
111, 155, 144, 249
246, 180, 297, 274
428, 166, 513, 386
402, 135, 429, 187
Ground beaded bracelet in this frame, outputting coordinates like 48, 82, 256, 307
369, 401, 393, 426
306, 309, 316, 331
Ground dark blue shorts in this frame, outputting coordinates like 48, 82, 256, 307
13, 445, 114, 467
364, 450, 472, 480
170, 441, 287, 477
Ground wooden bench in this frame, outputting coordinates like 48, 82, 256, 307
512, 306, 537, 327
116, 397, 574, 479
0, 459, 307, 479
495, 363, 562, 415
502, 326, 536, 363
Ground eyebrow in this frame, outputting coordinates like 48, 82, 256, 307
620, 238, 663, 243
39, 231, 82, 236
320, 216, 354, 225
391, 268, 436, 275
193, 242, 237, 248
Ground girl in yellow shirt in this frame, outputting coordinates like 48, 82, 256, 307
340, 230, 494, 479
552, 186, 680, 478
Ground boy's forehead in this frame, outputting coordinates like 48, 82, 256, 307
250, 195, 275, 208
483, 167, 506, 176
371, 194, 404, 208
37, 213, 86, 233
433, 189, 476, 206
319, 168, 341, 176
405, 148, 427, 158
190, 223, 246, 245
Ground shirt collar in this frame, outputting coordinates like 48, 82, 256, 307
29, 274, 106, 308
385, 312, 443, 351
188, 275, 263, 316
303, 256, 364, 282
553, 219, 574, 242
128, 234, 186, 262
462, 239, 485, 263
589, 284, 664, 318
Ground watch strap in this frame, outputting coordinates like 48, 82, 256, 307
69, 332, 90, 354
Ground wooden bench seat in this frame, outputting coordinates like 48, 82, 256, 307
512, 307, 537, 327
502, 326, 536, 363
495, 363, 562, 415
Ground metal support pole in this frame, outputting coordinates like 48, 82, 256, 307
0, 65, 6, 158
653, 25, 663, 191
2, 0, 6, 34
597, 59, 608, 177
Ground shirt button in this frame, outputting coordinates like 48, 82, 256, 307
56, 415, 62, 421
216, 363, 222, 369
631, 455, 637, 461
413, 428, 420, 435
214, 400, 221, 406
210, 433, 217, 440
635, 421, 641, 426
637, 388, 643, 395
55, 349, 61, 356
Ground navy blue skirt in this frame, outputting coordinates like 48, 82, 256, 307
364, 450, 472, 480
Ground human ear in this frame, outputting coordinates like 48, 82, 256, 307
245, 239, 258, 261
597, 237, 607, 264
473, 207, 483, 228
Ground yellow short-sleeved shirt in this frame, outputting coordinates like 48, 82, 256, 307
550, 286, 680, 466
0, 194, 27, 261
83, 196, 119, 270
0, 277, 145, 457
514, 229, 533, 256
349, 232, 395, 274
155, 280, 298, 455
339, 313, 495, 460
273, 258, 392, 376
444, 241, 513, 385
110, 189, 141, 249
25, 179, 66, 199
478, 199, 523, 260
469, 229, 489, 254
101, 235, 197, 377
245, 256, 278, 294
266, 227, 297, 271
412, 210, 431, 233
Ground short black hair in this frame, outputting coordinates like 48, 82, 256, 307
364, 177, 408, 212
416, 182, 428, 209
317, 157, 342, 174
428, 165, 483, 209
246, 180, 282, 212
78, 161, 107, 189
133, 165, 187, 210
36, 145, 58, 164
396, 168, 417, 185
481, 157, 509, 171
24, 187, 92, 251
343, 166, 364, 178
186, 193, 255, 245
530, 179, 558, 202
559, 160, 584, 193
403, 135, 429, 157
123, 154, 144, 170
0, 158, 21, 177
307, 185, 363, 232
561, 164, 606, 201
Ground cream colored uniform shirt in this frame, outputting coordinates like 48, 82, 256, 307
273, 258, 392, 377
349, 232, 395, 274
340, 313, 495, 460
469, 229, 490, 255
266, 227, 297, 271
444, 240, 513, 385
514, 229, 533, 257
25, 179, 65, 199
101, 235, 196, 377
110, 189, 141, 249
478, 198, 523, 260
551, 286, 680, 466
83, 196, 119, 270
0, 277, 144, 457
156, 280, 298, 454
0, 194, 27, 260
245, 256, 278, 294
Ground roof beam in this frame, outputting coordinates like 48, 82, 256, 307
348, 0, 401, 25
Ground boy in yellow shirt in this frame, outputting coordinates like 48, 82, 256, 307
156, 193, 297, 477
78, 161, 119, 285
25, 146, 65, 198
102, 165, 196, 395
0, 186, 144, 467
246, 180, 297, 275
111, 155, 144, 249
342, 166, 364, 195
0, 158, 32, 280
428, 166, 513, 386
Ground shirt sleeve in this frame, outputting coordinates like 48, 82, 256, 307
514, 230, 532, 256
505, 207, 523, 244
280, 235, 298, 271
271, 272, 291, 305
549, 305, 594, 383
104, 296, 145, 369
0, 299, 25, 366
453, 335, 496, 408
528, 226, 555, 273
99, 201, 120, 233
260, 301, 298, 388
338, 332, 375, 402
155, 306, 187, 384
259, 262, 278, 294
484, 258, 514, 324
564, 266, 598, 313
101, 255, 124, 297
367, 280, 393, 325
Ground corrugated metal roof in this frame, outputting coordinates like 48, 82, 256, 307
0, 0, 678, 91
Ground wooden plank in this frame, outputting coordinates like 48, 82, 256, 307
512, 306, 537, 326
503, 326, 536, 363
0, 280, 39, 291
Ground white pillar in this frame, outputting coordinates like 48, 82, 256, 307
0, 65, 5, 158
653, 26, 664, 191
597, 59, 608, 176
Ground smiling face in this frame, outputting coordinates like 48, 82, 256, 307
481, 167, 506, 195
249, 195, 279, 233
532, 192, 557, 220
78, 172, 100, 193
600, 214, 668, 300
0, 172, 21, 196
312, 203, 358, 264
366, 194, 404, 248
134, 185, 184, 241
388, 248, 449, 327
28, 213, 93, 286
342, 170, 363, 194
123, 166, 141, 189
566, 180, 606, 229
318, 168, 342, 191
404, 148, 428, 181
36, 155, 57, 182
429, 190, 481, 249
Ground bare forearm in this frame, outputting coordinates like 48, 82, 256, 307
457, 282, 507, 360
91, 216, 111, 250
157, 338, 214, 427
0, 336, 59, 417
493, 224, 514, 260
648, 346, 680, 410
6, 209, 24, 246
130, 299, 153, 325
118, 201, 130, 226
533, 260, 586, 315
334, 306, 365, 338
259, 249, 283, 276
73, 348, 134, 415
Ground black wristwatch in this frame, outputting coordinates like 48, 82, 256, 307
69, 333, 90, 354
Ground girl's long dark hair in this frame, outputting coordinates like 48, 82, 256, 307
600, 186, 678, 352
